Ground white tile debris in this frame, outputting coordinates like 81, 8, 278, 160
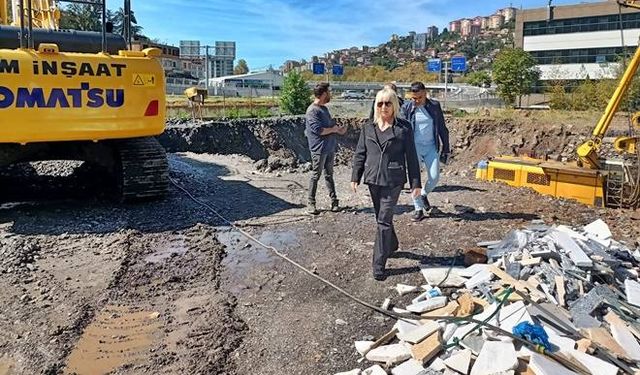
365, 343, 411, 365
470, 341, 518, 375
390, 359, 426, 375
334, 219, 640, 375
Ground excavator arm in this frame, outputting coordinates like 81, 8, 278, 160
0, 0, 8, 25
0, 0, 60, 29
577, 0, 640, 168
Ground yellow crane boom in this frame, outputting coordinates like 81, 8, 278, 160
0, 0, 60, 29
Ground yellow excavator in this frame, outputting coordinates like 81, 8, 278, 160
476, 0, 640, 209
0, 0, 168, 201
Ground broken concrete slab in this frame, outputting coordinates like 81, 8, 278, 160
470, 341, 518, 375
581, 327, 628, 360
406, 297, 447, 314
366, 343, 412, 365
397, 321, 440, 344
625, 278, 640, 308
604, 312, 640, 361
362, 365, 387, 375
464, 269, 492, 289
443, 349, 472, 374
549, 230, 593, 268
459, 263, 490, 278
421, 301, 459, 318
428, 356, 446, 372
529, 353, 578, 375
495, 301, 532, 333
391, 359, 426, 375
568, 349, 618, 375
527, 303, 576, 334
520, 257, 542, 266
335, 370, 361, 375
420, 266, 467, 287
583, 219, 612, 241
355, 341, 374, 356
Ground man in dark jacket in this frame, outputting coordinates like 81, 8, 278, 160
400, 81, 450, 221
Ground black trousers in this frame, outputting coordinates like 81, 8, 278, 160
308, 152, 337, 205
368, 184, 402, 275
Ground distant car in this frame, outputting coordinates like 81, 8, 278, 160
341, 90, 366, 100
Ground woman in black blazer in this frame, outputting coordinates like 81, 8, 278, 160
351, 88, 422, 281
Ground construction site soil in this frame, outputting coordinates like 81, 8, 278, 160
1, 110, 639, 374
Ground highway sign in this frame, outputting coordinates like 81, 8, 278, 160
312, 62, 325, 75
427, 59, 441, 72
451, 56, 467, 72
332, 64, 344, 76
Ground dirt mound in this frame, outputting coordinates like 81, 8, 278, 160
160, 116, 366, 172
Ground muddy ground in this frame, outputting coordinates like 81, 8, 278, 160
1, 111, 639, 375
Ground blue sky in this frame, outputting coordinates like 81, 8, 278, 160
131, 0, 602, 69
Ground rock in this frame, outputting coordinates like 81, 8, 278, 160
396, 321, 440, 344
335, 319, 348, 326
362, 365, 387, 375
355, 341, 374, 356
625, 279, 640, 308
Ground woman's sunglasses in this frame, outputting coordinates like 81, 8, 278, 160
376, 101, 392, 108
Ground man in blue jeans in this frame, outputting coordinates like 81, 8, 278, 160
401, 82, 450, 221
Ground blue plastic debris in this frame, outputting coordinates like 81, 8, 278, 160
512, 321, 553, 352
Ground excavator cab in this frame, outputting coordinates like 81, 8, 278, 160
0, 0, 168, 201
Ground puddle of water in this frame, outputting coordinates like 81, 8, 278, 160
218, 228, 298, 292
144, 238, 188, 263
64, 306, 161, 375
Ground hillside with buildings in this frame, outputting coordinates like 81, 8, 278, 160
283, 6, 517, 77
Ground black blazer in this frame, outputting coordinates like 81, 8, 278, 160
351, 118, 421, 189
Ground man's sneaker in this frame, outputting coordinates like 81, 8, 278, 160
421, 195, 431, 211
331, 201, 340, 212
307, 203, 319, 215
411, 209, 424, 222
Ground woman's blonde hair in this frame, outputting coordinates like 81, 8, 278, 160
373, 88, 400, 127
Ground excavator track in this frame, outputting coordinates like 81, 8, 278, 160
114, 137, 169, 202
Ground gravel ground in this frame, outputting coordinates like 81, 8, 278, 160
0, 114, 638, 374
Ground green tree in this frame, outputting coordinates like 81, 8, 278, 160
60, 3, 102, 31
548, 83, 571, 110
466, 71, 492, 87
279, 71, 312, 115
234, 59, 249, 75
492, 48, 540, 107
110, 7, 143, 37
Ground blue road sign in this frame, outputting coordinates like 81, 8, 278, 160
332, 64, 344, 76
451, 56, 467, 72
427, 59, 441, 73
312, 62, 325, 75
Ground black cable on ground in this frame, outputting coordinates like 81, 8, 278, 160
170, 178, 594, 374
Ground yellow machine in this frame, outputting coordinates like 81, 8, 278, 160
0, 0, 168, 201
476, 0, 640, 209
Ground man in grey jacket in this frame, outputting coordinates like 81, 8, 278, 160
305, 82, 347, 215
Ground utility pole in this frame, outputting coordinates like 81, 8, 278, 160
444, 61, 449, 110
205, 45, 210, 93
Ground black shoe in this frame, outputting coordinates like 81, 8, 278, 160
411, 209, 424, 222
307, 203, 319, 215
373, 272, 387, 281
331, 200, 340, 212
421, 195, 431, 210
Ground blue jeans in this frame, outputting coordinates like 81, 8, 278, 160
413, 144, 440, 210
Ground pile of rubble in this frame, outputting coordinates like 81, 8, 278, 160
336, 219, 640, 375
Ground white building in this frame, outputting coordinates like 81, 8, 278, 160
516, 1, 640, 81
201, 70, 284, 97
